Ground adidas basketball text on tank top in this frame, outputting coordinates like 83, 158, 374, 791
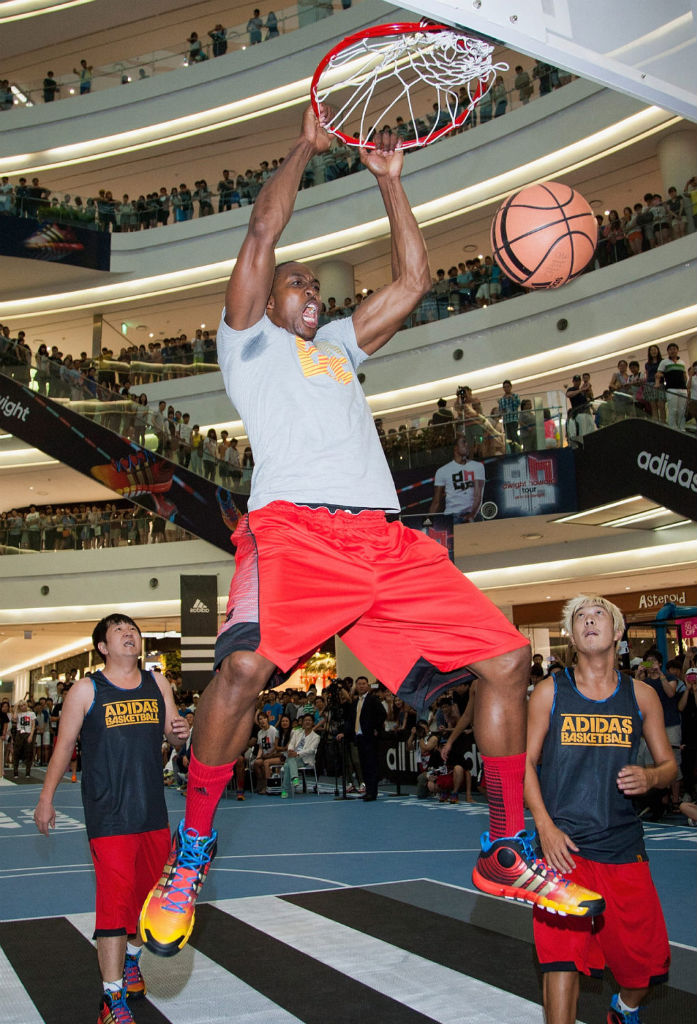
79, 669, 168, 840
539, 669, 646, 863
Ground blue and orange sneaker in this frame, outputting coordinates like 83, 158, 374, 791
139, 821, 217, 957
98, 987, 134, 1023
607, 994, 642, 1023
472, 829, 605, 917
122, 950, 145, 999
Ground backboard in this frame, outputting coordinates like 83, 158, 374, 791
394, 0, 697, 122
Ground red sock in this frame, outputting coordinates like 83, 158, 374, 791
481, 753, 526, 840
184, 751, 235, 837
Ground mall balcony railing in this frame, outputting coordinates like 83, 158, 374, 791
0, 507, 196, 554
4, 0, 357, 107
2, 69, 578, 227
2, 343, 694, 495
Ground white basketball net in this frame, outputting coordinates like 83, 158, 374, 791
313, 28, 508, 148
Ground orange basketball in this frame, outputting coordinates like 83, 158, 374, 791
490, 182, 596, 289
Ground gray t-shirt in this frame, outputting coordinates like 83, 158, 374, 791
216, 313, 399, 512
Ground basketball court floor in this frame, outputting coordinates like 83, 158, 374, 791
1, 773, 695, 1024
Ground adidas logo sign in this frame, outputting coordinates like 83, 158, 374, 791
190, 598, 210, 613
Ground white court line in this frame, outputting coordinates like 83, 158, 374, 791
211, 867, 350, 887
0, 945, 44, 1024
220, 895, 545, 1024
67, 912, 305, 1024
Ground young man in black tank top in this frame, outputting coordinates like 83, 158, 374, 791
34, 615, 189, 1024
525, 596, 676, 1024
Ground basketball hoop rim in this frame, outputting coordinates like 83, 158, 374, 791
310, 21, 485, 150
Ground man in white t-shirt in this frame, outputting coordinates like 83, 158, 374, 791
177, 413, 193, 467
141, 104, 602, 960
430, 435, 485, 523
656, 342, 688, 431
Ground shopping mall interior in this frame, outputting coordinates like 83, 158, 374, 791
1, 0, 695, 696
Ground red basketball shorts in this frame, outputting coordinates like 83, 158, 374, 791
533, 856, 671, 988
216, 501, 527, 711
90, 828, 171, 937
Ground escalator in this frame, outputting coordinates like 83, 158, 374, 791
0, 372, 242, 554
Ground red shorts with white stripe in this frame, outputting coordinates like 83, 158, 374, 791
90, 828, 171, 937
215, 501, 527, 712
533, 856, 670, 988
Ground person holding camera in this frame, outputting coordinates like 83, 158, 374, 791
678, 666, 697, 800
635, 653, 684, 809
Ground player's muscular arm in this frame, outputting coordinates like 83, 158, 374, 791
34, 679, 92, 836
353, 134, 431, 354
224, 105, 333, 330
617, 682, 677, 796
524, 680, 580, 873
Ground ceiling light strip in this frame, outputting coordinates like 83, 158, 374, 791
553, 497, 644, 523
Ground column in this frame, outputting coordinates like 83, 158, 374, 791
656, 128, 697, 231
317, 260, 355, 309
91, 312, 103, 359
335, 635, 371, 683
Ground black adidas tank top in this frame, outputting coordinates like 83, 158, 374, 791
539, 669, 646, 863
80, 669, 168, 839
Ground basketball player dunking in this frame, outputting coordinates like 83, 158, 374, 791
140, 105, 604, 957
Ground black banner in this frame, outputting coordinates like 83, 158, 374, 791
393, 447, 578, 520
576, 418, 697, 520
0, 213, 110, 271
0, 375, 243, 552
401, 513, 454, 560
180, 575, 218, 691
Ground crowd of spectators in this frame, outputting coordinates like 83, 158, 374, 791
2, 323, 694, 491
4, 646, 695, 825
378, 342, 696, 471
1, 3, 341, 108
0, 500, 193, 553
0, 60, 594, 230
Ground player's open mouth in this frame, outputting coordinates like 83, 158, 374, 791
302, 303, 319, 327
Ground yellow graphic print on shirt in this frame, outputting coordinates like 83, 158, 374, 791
295, 336, 353, 385
104, 698, 160, 728
560, 713, 632, 747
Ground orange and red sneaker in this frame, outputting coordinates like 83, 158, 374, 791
139, 821, 217, 957
472, 829, 605, 917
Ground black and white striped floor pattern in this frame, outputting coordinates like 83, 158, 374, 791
1, 880, 693, 1023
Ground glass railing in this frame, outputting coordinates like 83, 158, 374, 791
2, 343, 694, 491
4, 1, 355, 107
0, 506, 197, 554
0, 67, 579, 232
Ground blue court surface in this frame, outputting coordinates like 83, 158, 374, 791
1, 773, 695, 1024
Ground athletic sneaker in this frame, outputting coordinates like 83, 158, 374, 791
472, 830, 605, 917
139, 821, 217, 956
122, 951, 145, 999
607, 993, 642, 1023
449, 794, 459, 804
98, 987, 135, 1023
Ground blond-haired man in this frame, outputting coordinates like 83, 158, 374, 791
525, 595, 676, 1024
